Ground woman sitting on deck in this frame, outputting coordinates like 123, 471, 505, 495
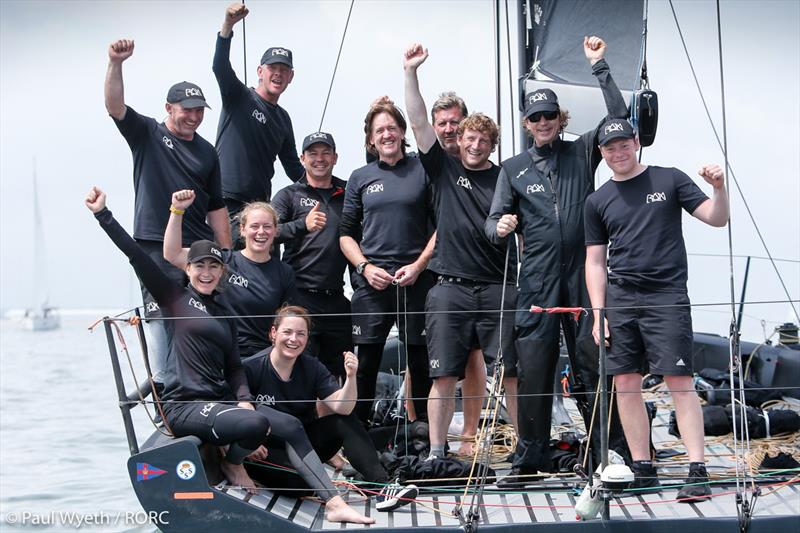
84, 186, 267, 491
85, 187, 370, 524
244, 305, 419, 513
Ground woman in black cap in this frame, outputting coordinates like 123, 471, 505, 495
164, 189, 296, 358
85, 186, 268, 492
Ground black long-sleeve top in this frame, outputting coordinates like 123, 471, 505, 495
213, 33, 304, 203
94, 207, 251, 403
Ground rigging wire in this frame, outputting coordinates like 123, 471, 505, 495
241, 0, 247, 86
667, 0, 799, 324
504, 0, 517, 155
318, 0, 355, 131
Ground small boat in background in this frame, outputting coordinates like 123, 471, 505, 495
23, 157, 60, 332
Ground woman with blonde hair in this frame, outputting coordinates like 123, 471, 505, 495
165, 189, 295, 357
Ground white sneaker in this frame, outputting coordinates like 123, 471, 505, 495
375, 482, 419, 512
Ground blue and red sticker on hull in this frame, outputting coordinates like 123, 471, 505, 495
136, 462, 167, 481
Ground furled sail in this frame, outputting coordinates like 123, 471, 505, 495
522, 0, 646, 136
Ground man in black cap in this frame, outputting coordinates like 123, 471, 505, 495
485, 36, 628, 485
215, 2, 304, 245
104, 38, 231, 387
585, 118, 728, 501
404, 43, 517, 461
271, 132, 352, 380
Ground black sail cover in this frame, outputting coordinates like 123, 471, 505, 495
524, 0, 645, 135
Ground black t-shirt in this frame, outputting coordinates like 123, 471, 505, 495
420, 142, 517, 283
93, 208, 250, 404
584, 166, 708, 290
218, 251, 297, 358
213, 34, 304, 203
272, 176, 349, 290
113, 106, 224, 244
339, 155, 433, 271
244, 348, 340, 424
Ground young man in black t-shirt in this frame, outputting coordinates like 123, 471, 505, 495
404, 43, 518, 460
272, 132, 352, 379
584, 118, 729, 501
215, 3, 304, 244
104, 38, 231, 387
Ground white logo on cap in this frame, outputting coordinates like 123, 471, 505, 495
184, 87, 203, 98
529, 92, 548, 104
211, 247, 222, 258
604, 122, 625, 135
676, 358, 686, 367
272, 48, 290, 57
252, 109, 266, 124
309, 132, 328, 140
162, 136, 174, 149
526, 184, 545, 194
646, 192, 667, 203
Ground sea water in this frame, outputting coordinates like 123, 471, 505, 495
0, 314, 157, 532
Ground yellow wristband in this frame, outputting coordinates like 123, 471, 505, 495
169, 206, 185, 216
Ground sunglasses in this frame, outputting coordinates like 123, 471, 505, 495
528, 110, 559, 122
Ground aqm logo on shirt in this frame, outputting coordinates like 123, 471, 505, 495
366, 183, 384, 195
526, 184, 545, 194
188, 297, 207, 313
456, 176, 473, 190
646, 192, 667, 203
228, 274, 249, 288
162, 136, 174, 149
252, 109, 266, 124
300, 197, 319, 208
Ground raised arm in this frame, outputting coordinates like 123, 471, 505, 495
104, 39, 134, 120
585, 36, 628, 120
163, 190, 194, 268
403, 43, 437, 153
214, 3, 249, 101
86, 187, 178, 306
691, 164, 729, 227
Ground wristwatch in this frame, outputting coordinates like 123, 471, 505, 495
356, 261, 369, 275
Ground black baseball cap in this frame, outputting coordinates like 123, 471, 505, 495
166, 81, 211, 109
187, 240, 224, 264
261, 47, 293, 68
523, 88, 559, 118
598, 118, 636, 146
302, 131, 336, 152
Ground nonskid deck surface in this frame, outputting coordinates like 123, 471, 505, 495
216, 396, 799, 530
217, 474, 800, 530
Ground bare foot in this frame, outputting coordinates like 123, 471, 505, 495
220, 460, 257, 494
459, 435, 478, 456
327, 453, 347, 470
325, 495, 374, 524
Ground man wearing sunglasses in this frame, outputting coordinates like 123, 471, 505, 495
485, 36, 629, 486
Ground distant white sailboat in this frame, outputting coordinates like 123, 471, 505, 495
23, 158, 59, 331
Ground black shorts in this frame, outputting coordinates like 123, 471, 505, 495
293, 289, 353, 378
425, 278, 517, 379
606, 280, 693, 376
136, 240, 187, 319
350, 270, 434, 345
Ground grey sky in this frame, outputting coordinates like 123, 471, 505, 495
1, 0, 797, 342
